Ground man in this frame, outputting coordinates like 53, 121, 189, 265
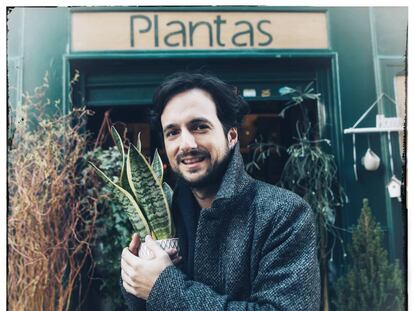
121, 72, 320, 310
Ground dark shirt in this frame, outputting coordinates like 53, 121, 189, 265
173, 180, 201, 278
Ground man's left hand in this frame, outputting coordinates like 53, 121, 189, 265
121, 235, 174, 300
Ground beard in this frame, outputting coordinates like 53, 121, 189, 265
173, 146, 232, 190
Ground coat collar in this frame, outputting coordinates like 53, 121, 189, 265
214, 143, 253, 202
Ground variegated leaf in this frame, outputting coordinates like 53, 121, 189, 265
111, 126, 133, 193
162, 182, 173, 208
151, 149, 163, 182
111, 127, 126, 183
89, 161, 151, 240
126, 145, 172, 240
162, 182, 175, 237
136, 132, 141, 152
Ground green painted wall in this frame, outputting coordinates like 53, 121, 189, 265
328, 7, 406, 266
7, 8, 69, 104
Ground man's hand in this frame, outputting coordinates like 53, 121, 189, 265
127, 233, 141, 256
121, 235, 180, 300
127, 233, 181, 262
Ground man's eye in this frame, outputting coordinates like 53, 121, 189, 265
194, 124, 209, 131
166, 129, 179, 137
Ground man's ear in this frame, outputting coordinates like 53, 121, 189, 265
227, 128, 238, 149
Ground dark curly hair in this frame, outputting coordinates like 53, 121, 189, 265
150, 72, 250, 138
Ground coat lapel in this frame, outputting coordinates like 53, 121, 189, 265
192, 144, 254, 295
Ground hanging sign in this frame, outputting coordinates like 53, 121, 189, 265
71, 11, 328, 51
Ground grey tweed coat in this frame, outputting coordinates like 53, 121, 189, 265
122, 144, 320, 310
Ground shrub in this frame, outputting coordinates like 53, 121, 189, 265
333, 199, 405, 311
8, 76, 98, 311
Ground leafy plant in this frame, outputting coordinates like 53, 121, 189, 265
334, 199, 405, 311
83, 146, 132, 310
278, 123, 348, 310
245, 135, 284, 174
89, 126, 174, 240
279, 123, 347, 238
277, 82, 321, 118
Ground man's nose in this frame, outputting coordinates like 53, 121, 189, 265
179, 130, 197, 152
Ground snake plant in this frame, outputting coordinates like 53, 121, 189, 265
89, 126, 174, 240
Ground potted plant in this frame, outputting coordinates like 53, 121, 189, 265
89, 127, 177, 258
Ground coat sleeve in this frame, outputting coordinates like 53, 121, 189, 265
145, 200, 320, 311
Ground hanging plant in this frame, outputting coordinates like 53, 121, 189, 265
278, 122, 348, 310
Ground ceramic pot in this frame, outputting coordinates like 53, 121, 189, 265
361, 148, 380, 171
138, 237, 179, 259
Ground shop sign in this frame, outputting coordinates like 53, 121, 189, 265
71, 11, 328, 51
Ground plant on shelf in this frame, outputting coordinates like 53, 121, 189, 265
89, 126, 175, 243
334, 199, 405, 311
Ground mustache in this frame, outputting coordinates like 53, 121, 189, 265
176, 149, 210, 163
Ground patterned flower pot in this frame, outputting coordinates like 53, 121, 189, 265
138, 238, 179, 259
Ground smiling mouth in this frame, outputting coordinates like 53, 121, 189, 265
181, 156, 206, 165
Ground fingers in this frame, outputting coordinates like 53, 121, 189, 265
144, 236, 166, 257
171, 255, 182, 265
122, 279, 135, 295
122, 247, 144, 268
121, 266, 135, 286
121, 256, 136, 277
165, 248, 178, 258
121, 257, 139, 296
164, 247, 181, 265
128, 233, 141, 256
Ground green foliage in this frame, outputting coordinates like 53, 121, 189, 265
334, 199, 405, 311
90, 161, 152, 237
126, 145, 172, 240
279, 130, 344, 229
84, 146, 132, 310
89, 126, 174, 240
277, 81, 321, 118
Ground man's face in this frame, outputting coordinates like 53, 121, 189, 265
160, 88, 237, 188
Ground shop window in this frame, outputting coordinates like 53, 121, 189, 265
240, 99, 318, 185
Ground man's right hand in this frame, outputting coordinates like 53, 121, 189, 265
128, 233, 181, 265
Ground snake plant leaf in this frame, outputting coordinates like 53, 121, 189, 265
111, 127, 126, 180
136, 132, 141, 152
111, 126, 133, 193
151, 149, 164, 182
162, 181, 175, 237
126, 145, 172, 240
111, 126, 124, 156
162, 182, 173, 208
89, 161, 151, 240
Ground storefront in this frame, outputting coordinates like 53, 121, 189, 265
7, 6, 407, 309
